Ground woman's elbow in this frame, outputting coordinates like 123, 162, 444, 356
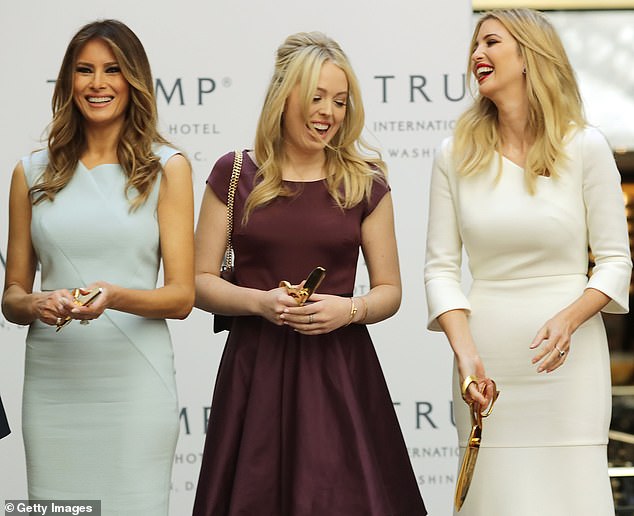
385, 297, 401, 319
168, 289, 195, 320
377, 284, 402, 319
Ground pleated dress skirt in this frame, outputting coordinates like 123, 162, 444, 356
193, 317, 426, 516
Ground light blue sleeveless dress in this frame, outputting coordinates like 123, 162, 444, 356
22, 147, 180, 515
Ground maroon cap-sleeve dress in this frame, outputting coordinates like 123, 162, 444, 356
193, 151, 426, 516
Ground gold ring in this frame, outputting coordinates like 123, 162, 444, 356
555, 346, 565, 357
308, 314, 314, 324
56, 317, 63, 326
461, 375, 479, 402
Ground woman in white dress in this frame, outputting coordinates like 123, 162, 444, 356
424, 9, 631, 515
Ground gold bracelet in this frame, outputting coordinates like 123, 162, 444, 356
358, 296, 368, 323
346, 297, 358, 326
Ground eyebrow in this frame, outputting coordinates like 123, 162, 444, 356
316, 87, 348, 96
481, 32, 501, 39
75, 60, 120, 66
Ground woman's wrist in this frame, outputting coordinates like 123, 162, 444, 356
345, 297, 357, 326
356, 296, 368, 323
347, 296, 369, 325
454, 349, 481, 366
244, 287, 265, 317
31, 292, 46, 320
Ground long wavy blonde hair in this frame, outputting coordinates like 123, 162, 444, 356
453, 8, 586, 192
245, 31, 385, 222
30, 19, 170, 209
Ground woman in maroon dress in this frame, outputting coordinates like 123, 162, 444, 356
192, 32, 426, 516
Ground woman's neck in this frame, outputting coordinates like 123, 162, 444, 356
495, 96, 532, 166
80, 123, 123, 167
281, 147, 327, 181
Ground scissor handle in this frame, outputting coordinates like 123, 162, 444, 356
480, 382, 499, 418
462, 376, 500, 421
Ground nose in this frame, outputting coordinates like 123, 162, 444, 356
471, 42, 484, 63
318, 100, 332, 117
89, 70, 106, 89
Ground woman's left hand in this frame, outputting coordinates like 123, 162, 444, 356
530, 312, 573, 373
68, 282, 112, 323
530, 289, 611, 373
280, 293, 353, 335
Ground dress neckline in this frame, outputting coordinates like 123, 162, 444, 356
282, 178, 327, 184
498, 153, 524, 171
79, 160, 120, 172
243, 151, 327, 184
498, 153, 552, 180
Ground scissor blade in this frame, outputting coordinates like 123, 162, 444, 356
454, 427, 482, 511
303, 266, 326, 293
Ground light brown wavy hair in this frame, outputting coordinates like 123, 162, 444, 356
245, 31, 385, 222
453, 8, 586, 192
30, 19, 170, 209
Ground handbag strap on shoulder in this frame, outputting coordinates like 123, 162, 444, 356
223, 150, 243, 269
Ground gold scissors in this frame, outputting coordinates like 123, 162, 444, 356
55, 287, 103, 332
455, 376, 499, 511
279, 267, 326, 306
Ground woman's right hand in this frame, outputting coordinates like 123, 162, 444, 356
456, 353, 496, 409
437, 310, 496, 410
258, 286, 300, 326
34, 289, 76, 326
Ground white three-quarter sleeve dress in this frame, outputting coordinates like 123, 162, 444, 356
424, 126, 632, 516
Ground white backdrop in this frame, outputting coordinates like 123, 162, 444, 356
0, 1, 471, 514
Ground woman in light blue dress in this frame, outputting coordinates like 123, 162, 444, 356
2, 20, 194, 515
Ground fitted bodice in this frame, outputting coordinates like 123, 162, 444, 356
457, 155, 588, 281
23, 147, 178, 291
424, 126, 631, 329
208, 151, 389, 294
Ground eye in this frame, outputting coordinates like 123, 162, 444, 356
106, 65, 121, 74
75, 65, 92, 74
334, 99, 347, 108
486, 39, 499, 47
312, 96, 322, 103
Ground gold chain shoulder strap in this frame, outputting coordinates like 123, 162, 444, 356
223, 150, 243, 270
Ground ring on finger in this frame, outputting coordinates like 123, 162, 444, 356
554, 346, 565, 357
308, 313, 314, 324
56, 317, 63, 326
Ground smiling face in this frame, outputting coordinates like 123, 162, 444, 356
72, 38, 130, 130
281, 60, 348, 156
471, 18, 526, 102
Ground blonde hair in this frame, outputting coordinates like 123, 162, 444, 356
30, 19, 170, 209
245, 31, 385, 222
453, 8, 585, 192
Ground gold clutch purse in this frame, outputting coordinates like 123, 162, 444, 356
279, 267, 326, 306
55, 287, 103, 332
